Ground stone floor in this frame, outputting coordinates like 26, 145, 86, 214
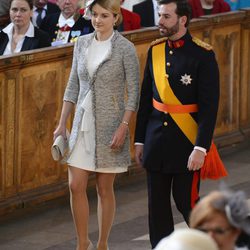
0, 143, 250, 250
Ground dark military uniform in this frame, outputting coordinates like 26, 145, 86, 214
40, 13, 94, 43
135, 31, 219, 248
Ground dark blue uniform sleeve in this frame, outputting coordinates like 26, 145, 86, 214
196, 50, 220, 150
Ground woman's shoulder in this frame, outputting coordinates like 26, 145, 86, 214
76, 33, 94, 46
113, 31, 135, 50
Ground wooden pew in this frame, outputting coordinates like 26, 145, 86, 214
1, 10, 250, 216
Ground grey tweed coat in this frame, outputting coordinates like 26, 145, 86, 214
63, 30, 140, 169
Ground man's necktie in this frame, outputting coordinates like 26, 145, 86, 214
36, 8, 44, 27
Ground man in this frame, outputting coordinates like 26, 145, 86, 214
134, 0, 220, 248
133, 0, 159, 27
119, 0, 141, 31
40, 0, 93, 46
33, 0, 60, 28
189, 0, 230, 18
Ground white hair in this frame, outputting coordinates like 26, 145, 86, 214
155, 229, 219, 250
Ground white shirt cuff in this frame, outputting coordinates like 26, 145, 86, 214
134, 142, 144, 145
194, 146, 207, 155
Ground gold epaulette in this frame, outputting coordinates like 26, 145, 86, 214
151, 37, 168, 47
192, 37, 213, 50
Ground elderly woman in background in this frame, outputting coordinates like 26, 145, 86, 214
190, 190, 250, 250
53, 0, 139, 249
0, 0, 51, 55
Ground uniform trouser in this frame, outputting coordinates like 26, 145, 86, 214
146, 170, 200, 249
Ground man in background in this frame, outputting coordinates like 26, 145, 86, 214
33, 0, 60, 27
133, 0, 159, 27
40, 0, 93, 46
0, 0, 11, 29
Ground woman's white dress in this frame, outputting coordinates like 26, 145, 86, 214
67, 33, 127, 173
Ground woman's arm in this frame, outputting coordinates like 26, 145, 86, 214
53, 101, 74, 140
110, 110, 134, 149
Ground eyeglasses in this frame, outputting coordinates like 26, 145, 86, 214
197, 227, 233, 235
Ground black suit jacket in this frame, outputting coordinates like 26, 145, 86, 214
0, 27, 51, 55
133, 0, 155, 27
135, 32, 219, 173
40, 13, 94, 43
46, 2, 60, 15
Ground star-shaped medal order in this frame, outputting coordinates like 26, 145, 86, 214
180, 74, 192, 85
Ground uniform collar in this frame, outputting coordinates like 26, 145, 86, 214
167, 31, 191, 49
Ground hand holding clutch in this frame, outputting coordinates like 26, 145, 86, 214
51, 130, 70, 161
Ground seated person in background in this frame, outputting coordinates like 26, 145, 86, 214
225, 0, 250, 10
0, 0, 51, 56
119, 0, 141, 31
188, 0, 231, 18
32, 0, 60, 28
133, 0, 158, 27
0, 0, 11, 29
190, 189, 250, 250
40, 0, 93, 46
155, 228, 219, 250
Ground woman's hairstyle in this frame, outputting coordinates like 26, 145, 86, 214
84, 0, 123, 27
10, 0, 33, 10
190, 190, 250, 233
157, 0, 192, 27
190, 189, 250, 247
155, 228, 219, 250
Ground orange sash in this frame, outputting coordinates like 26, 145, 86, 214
152, 42, 227, 180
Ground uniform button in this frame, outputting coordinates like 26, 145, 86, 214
169, 50, 173, 55
164, 112, 168, 114
163, 121, 168, 126
166, 62, 171, 67
165, 74, 169, 78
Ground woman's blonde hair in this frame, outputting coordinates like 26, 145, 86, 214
190, 191, 227, 228
90, 0, 123, 27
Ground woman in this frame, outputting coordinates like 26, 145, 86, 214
53, 0, 139, 249
190, 190, 250, 250
0, 0, 51, 55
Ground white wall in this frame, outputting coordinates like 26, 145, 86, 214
122, 0, 145, 11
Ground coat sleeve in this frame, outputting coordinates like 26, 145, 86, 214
195, 50, 220, 150
122, 41, 140, 111
63, 39, 80, 104
134, 47, 154, 143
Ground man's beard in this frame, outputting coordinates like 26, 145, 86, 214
158, 20, 180, 38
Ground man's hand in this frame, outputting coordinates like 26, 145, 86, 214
135, 144, 144, 166
187, 149, 206, 171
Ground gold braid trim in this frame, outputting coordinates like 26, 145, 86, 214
192, 37, 213, 50
150, 37, 168, 47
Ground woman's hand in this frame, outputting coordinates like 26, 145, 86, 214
53, 124, 67, 141
110, 123, 128, 149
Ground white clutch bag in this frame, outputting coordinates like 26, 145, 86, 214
51, 130, 70, 161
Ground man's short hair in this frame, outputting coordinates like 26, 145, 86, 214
157, 0, 191, 27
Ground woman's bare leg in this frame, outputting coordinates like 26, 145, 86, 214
68, 166, 92, 250
96, 173, 116, 250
